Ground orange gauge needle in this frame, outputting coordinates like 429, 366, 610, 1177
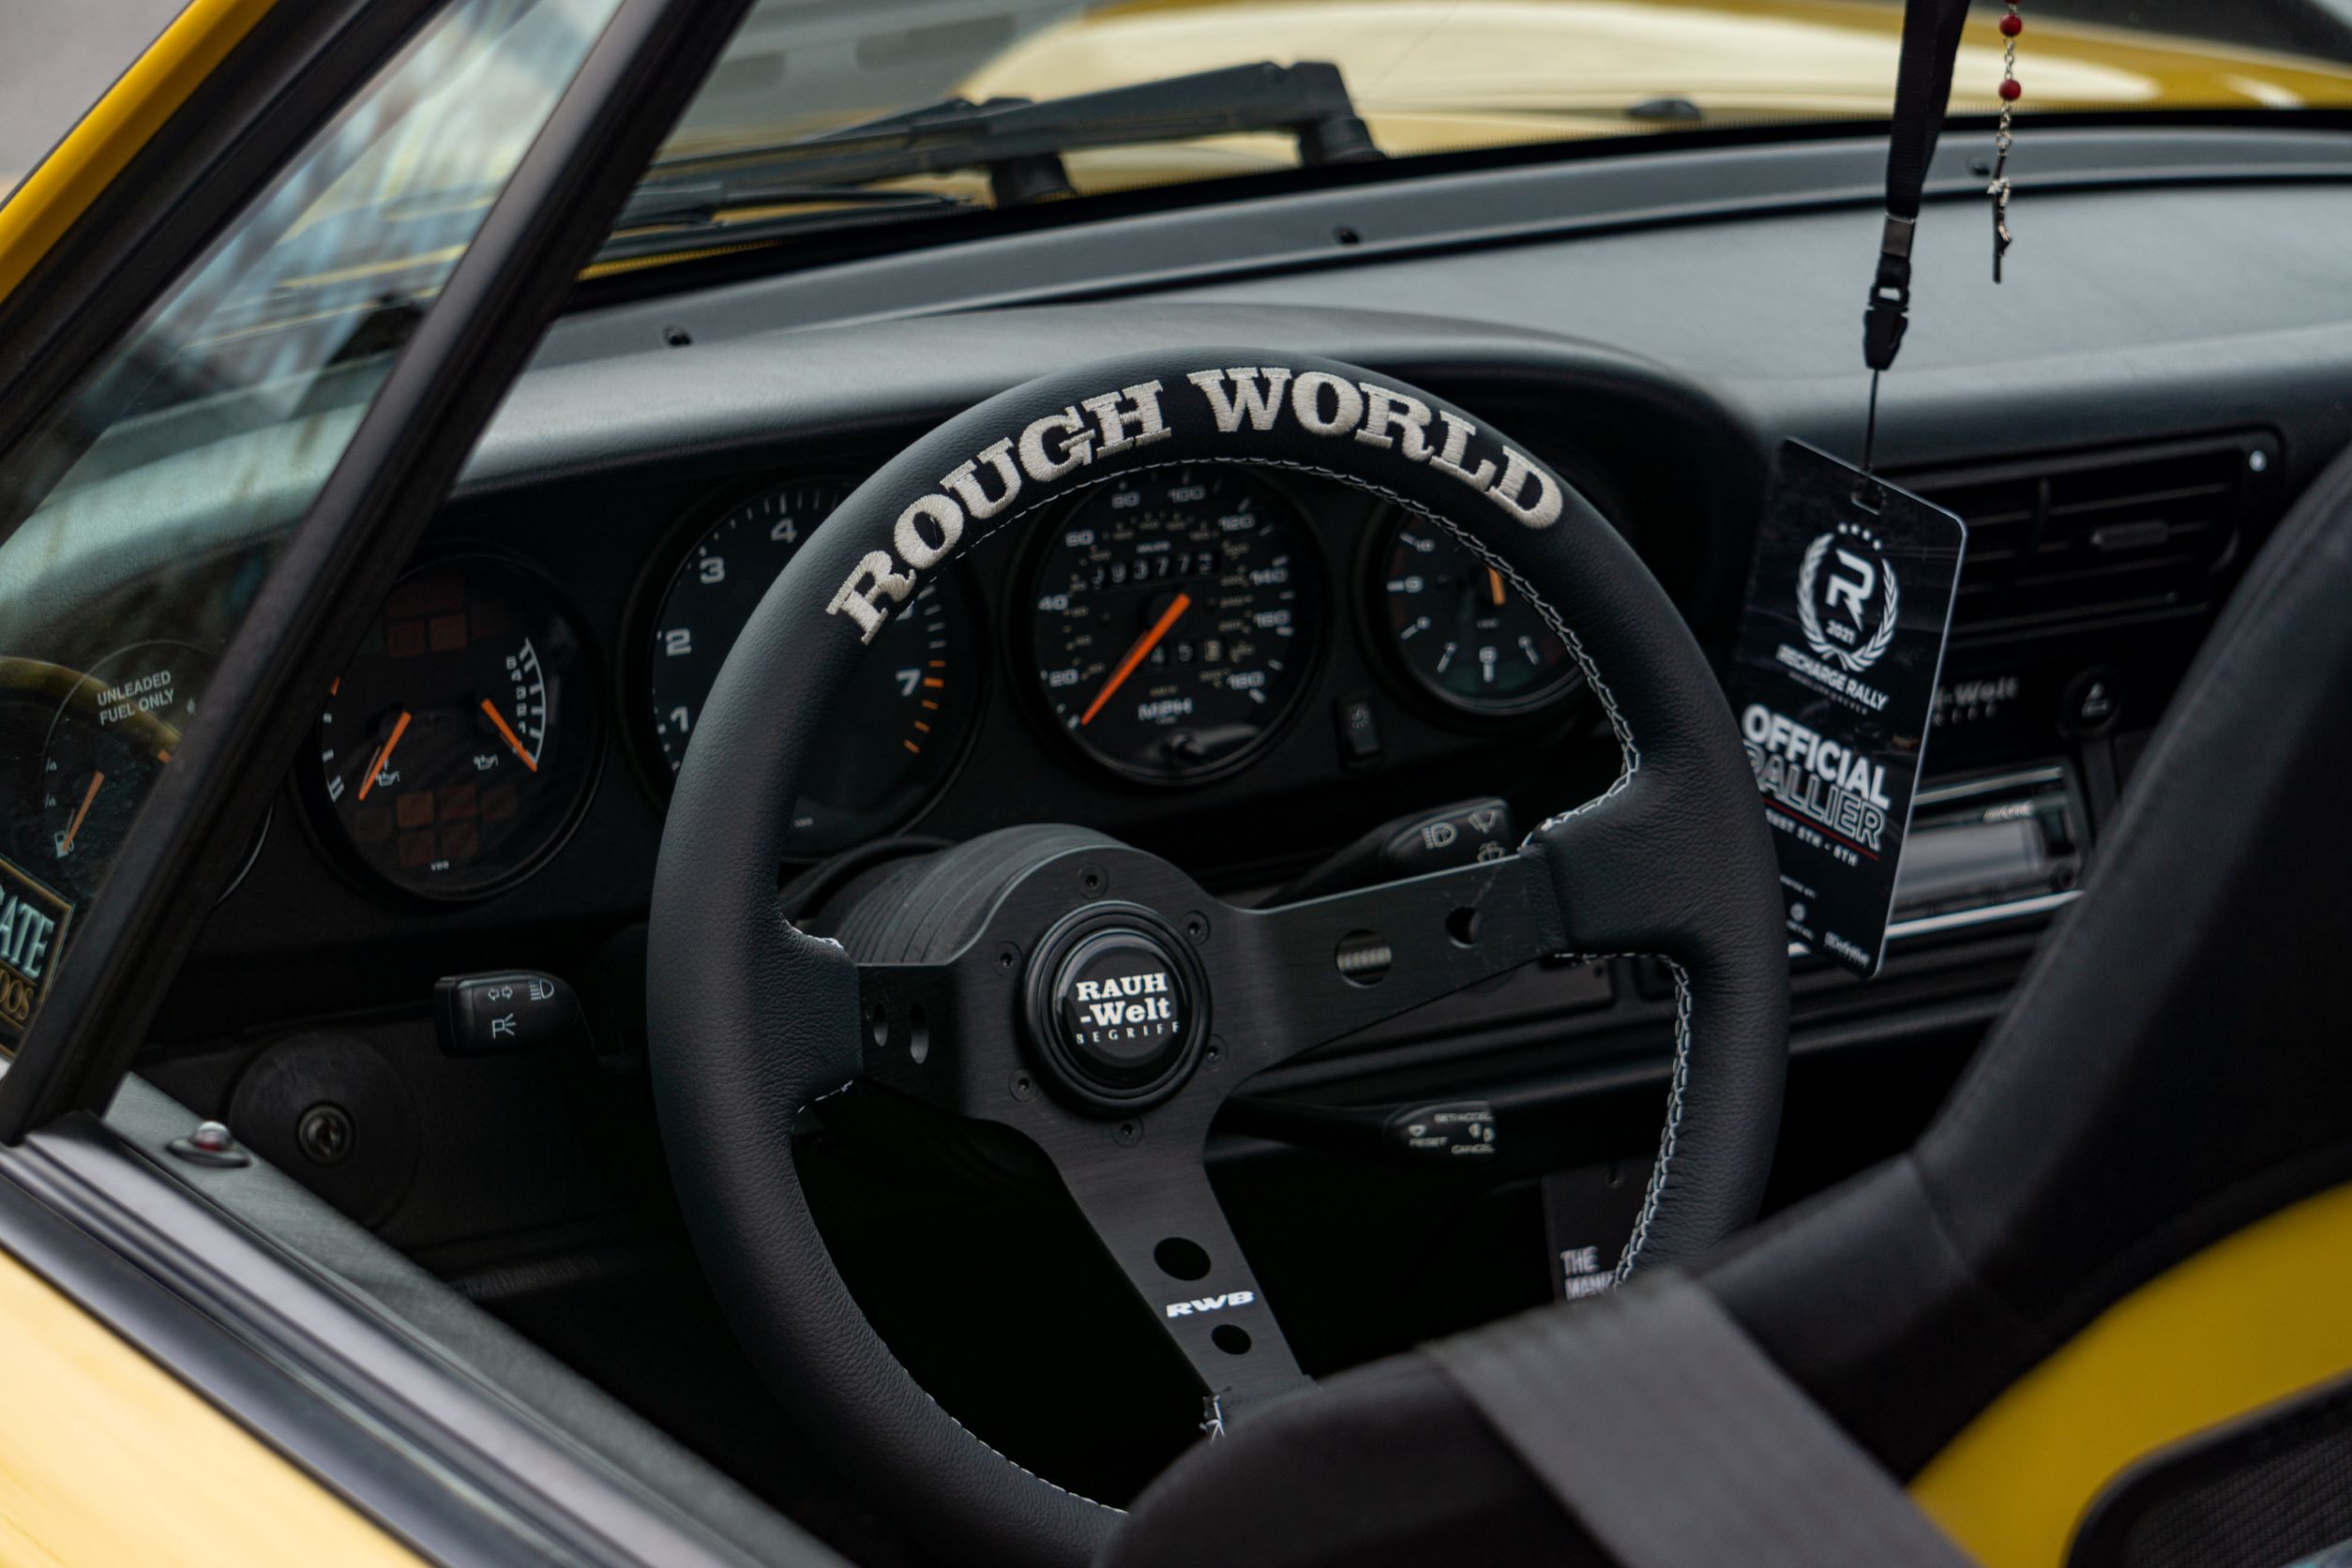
479, 698, 539, 773
1486, 566, 1507, 607
356, 710, 412, 802
1081, 591, 1192, 727
59, 771, 104, 853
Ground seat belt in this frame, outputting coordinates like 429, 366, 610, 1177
1428, 1272, 1977, 1568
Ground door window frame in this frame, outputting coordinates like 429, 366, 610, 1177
0, 0, 753, 1140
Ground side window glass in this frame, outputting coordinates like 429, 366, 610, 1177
0, 0, 624, 1052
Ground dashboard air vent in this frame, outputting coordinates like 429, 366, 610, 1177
1904, 431, 2281, 643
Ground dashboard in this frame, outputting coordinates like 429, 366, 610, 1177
124, 310, 1768, 1062
41, 125, 2315, 1310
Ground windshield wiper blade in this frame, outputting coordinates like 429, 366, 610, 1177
617, 59, 1380, 229
613, 182, 969, 232
595, 188, 977, 263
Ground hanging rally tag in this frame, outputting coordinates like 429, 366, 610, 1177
1728, 442, 1966, 977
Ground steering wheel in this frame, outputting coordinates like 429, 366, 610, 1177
648, 352, 1789, 1567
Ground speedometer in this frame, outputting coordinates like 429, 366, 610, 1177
1028, 468, 1323, 783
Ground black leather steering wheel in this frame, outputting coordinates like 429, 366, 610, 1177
647, 351, 1789, 1567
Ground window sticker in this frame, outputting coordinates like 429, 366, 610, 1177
0, 853, 71, 1049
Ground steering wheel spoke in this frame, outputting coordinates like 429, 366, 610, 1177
1211, 850, 1567, 1074
856, 957, 1008, 1116
1048, 1133, 1310, 1428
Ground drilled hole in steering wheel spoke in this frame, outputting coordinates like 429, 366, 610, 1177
1154, 1236, 1212, 1281
1212, 1324, 1252, 1356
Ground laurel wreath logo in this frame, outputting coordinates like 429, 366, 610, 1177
1796, 533, 1900, 674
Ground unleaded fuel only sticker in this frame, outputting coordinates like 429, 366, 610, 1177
1728, 441, 1966, 977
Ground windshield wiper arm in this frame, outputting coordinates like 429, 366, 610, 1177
618, 59, 1380, 230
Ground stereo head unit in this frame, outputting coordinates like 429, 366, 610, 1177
1888, 763, 2086, 943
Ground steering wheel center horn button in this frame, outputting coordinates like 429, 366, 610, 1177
1029, 905, 1209, 1112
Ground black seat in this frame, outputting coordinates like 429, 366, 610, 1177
1101, 438, 2352, 1568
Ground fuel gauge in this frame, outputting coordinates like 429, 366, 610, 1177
317, 558, 596, 899
39, 641, 209, 900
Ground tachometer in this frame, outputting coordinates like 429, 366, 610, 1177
645, 478, 978, 855
316, 558, 598, 899
1379, 516, 1578, 716
1029, 468, 1323, 783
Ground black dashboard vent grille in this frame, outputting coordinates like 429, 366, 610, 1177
1905, 431, 2282, 644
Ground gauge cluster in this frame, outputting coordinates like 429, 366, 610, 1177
283, 449, 1606, 909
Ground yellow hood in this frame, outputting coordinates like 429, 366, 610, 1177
953, 0, 2352, 174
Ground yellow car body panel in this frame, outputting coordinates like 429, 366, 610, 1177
0, 1244, 421, 1566
955, 0, 2352, 183
0, 0, 279, 305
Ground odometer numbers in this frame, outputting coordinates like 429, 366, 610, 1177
1030, 469, 1323, 783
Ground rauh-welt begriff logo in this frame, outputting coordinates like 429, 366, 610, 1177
1068, 966, 1177, 1045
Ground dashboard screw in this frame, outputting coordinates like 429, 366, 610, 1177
1114, 1120, 1144, 1147
1011, 1071, 1037, 1102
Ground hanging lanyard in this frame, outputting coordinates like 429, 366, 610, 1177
1861, 0, 1977, 472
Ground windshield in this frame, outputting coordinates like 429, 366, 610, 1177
599, 0, 2352, 258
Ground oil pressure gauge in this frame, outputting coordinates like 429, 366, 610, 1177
317, 557, 597, 899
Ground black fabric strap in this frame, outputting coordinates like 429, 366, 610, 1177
1427, 1272, 1978, 1568
1865, 0, 1975, 370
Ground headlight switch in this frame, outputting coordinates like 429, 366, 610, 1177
434, 970, 580, 1055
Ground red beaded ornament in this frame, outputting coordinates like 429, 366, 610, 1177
1990, 3, 2021, 279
